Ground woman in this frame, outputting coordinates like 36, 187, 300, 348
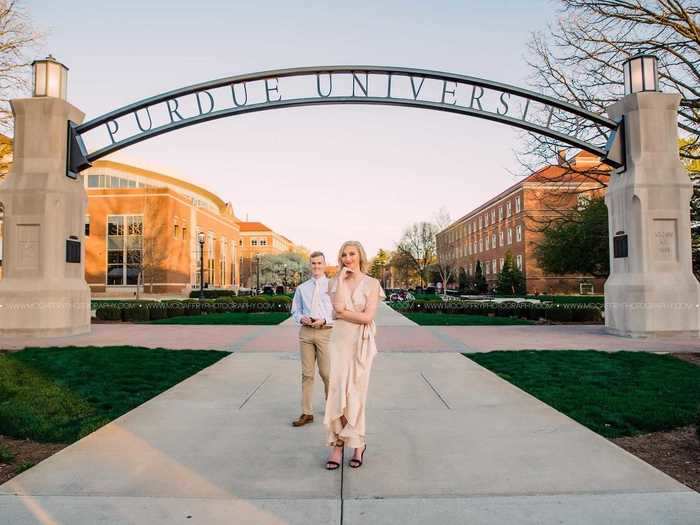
324, 240, 384, 470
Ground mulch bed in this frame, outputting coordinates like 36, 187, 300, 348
612, 426, 700, 492
0, 435, 67, 486
609, 352, 699, 493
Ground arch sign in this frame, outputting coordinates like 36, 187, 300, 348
67, 65, 623, 176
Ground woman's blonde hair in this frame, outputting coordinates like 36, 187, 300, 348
337, 240, 369, 273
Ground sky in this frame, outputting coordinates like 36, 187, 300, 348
25, 0, 557, 259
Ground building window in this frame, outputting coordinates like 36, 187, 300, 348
260, 239, 267, 246
182, 226, 187, 241
484, 214, 489, 227
485, 261, 490, 275
499, 257, 504, 271
515, 196, 521, 213
239, 240, 242, 246
492, 258, 497, 274
468, 223, 471, 235
516, 225, 522, 242
251, 239, 258, 246
485, 236, 490, 250
174, 223, 179, 239
84, 215, 90, 237
491, 233, 496, 247
507, 228, 513, 244
479, 239, 483, 252
107, 215, 143, 286
516, 254, 523, 270
491, 209, 495, 223
498, 207, 503, 221
506, 201, 512, 217
478, 216, 482, 229
499, 231, 504, 246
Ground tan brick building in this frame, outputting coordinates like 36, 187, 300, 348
437, 152, 608, 294
83, 160, 242, 296
238, 221, 296, 288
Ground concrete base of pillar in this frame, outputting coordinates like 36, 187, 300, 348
0, 278, 91, 337
604, 272, 700, 338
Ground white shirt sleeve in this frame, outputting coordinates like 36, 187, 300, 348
290, 286, 304, 325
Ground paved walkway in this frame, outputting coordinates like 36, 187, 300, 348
1, 351, 698, 524
2, 304, 698, 353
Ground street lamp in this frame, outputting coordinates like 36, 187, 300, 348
623, 53, 659, 95
32, 55, 68, 99
284, 264, 288, 289
256, 254, 261, 294
198, 232, 206, 302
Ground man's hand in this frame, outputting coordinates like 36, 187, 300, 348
301, 316, 312, 325
310, 318, 325, 328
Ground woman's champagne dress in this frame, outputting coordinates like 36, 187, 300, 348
323, 274, 385, 449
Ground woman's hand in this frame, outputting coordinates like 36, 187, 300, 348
339, 266, 354, 281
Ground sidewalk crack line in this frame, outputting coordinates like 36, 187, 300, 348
421, 372, 451, 409
238, 374, 271, 409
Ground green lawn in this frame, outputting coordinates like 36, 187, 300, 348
403, 312, 533, 325
150, 311, 290, 325
0, 346, 229, 443
464, 350, 700, 438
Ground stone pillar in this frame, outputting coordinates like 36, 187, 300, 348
0, 97, 91, 336
605, 92, 700, 337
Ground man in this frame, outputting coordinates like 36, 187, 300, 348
290, 251, 334, 427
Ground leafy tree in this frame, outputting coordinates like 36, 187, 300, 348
458, 266, 469, 292
369, 248, 390, 285
535, 196, 609, 278
474, 260, 488, 294
496, 251, 526, 295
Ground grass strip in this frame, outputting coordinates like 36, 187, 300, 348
464, 350, 700, 438
0, 346, 229, 443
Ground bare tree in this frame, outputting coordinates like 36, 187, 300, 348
523, 0, 699, 168
0, 1, 41, 133
396, 222, 437, 288
522, 0, 700, 267
433, 207, 457, 296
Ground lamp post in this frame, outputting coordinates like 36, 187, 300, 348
256, 254, 261, 294
284, 264, 288, 290
32, 55, 69, 99
198, 232, 206, 302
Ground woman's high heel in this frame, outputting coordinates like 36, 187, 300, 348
325, 441, 344, 470
349, 445, 366, 468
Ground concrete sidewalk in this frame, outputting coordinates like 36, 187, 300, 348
1, 351, 698, 524
2, 322, 698, 353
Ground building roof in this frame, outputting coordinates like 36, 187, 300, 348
239, 221, 273, 233
443, 151, 609, 232
91, 160, 234, 217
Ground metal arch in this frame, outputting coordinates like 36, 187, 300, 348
85, 96, 612, 162
71, 65, 622, 170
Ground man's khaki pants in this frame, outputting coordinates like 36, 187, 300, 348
299, 325, 331, 415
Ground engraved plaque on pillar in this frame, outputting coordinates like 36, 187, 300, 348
17, 224, 40, 270
653, 219, 677, 262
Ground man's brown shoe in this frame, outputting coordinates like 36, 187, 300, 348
292, 414, 314, 427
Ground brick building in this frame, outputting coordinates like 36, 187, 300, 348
83, 160, 242, 296
437, 152, 608, 294
238, 221, 296, 288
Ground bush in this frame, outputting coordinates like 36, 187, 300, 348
147, 303, 169, 321
188, 289, 240, 299
121, 301, 151, 322
183, 299, 203, 316
96, 305, 122, 321
695, 408, 700, 442
163, 300, 186, 318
